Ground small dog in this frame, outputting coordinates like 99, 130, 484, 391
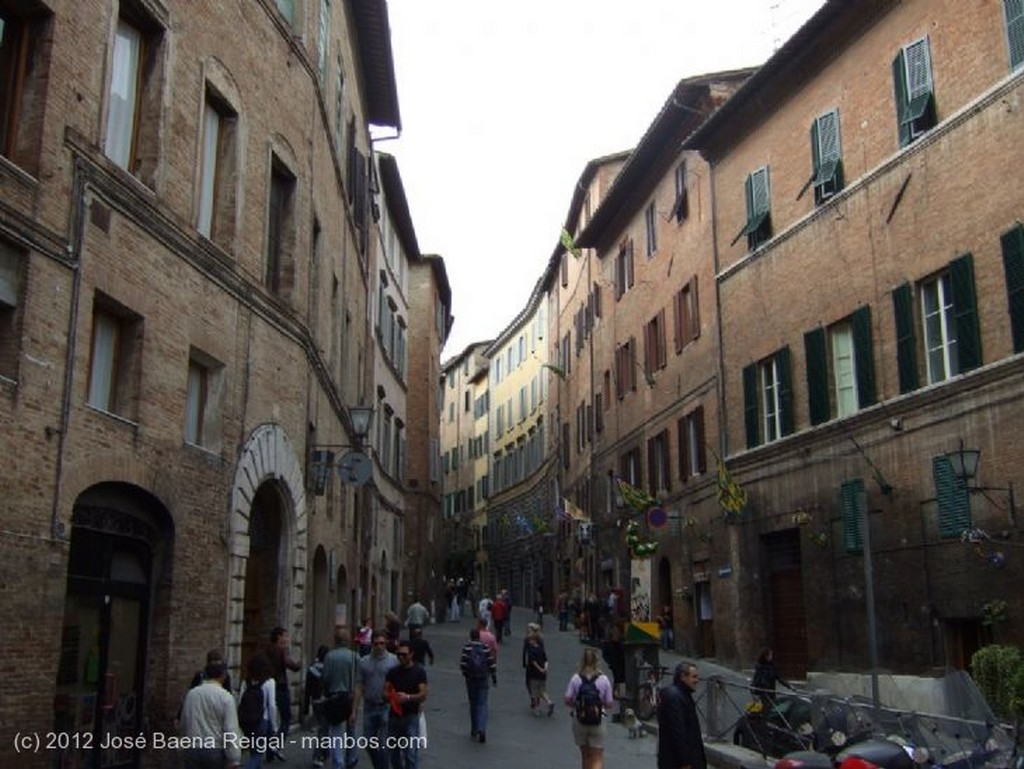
622, 708, 642, 738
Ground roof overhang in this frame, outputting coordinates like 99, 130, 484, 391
351, 0, 402, 131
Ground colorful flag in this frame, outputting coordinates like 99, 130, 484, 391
717, 458, 747, 515
560, 227, 582, 259
562, 497, 590, 522
615, 477, 656, 513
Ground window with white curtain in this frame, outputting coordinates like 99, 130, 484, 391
104, 19, 141, 170
184, 360, 207, 445
197, 101, 220, 237
88, 310, 120, 412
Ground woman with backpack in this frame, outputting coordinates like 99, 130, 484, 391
239, 653, 278, 769
563, 647, 614, 769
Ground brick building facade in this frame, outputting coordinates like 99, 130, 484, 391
0, 1, 447, 767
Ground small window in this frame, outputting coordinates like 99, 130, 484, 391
0, 238, 26, 379
615, 239, 634, 299
673, 161, 689, 223
87, 295, 143, 419
646, 430, 670, 495
742, 347, 793, 449
267, 157, 296, 296
184, 349, 223, 451
673, 276, 699, 352
643, 310, 667, 375
197, 89, 238, 248
0, 4, 52, 175
645, 201, 657, 258
677, 406, 706, 481
317, 0, 330, 84
893, 37, 936, 147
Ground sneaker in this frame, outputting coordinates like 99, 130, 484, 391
478, 731, 486, 743
548, 702, 555, 717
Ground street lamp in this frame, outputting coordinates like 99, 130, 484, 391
309, 404, 376, 495
945, 440, 1017, 526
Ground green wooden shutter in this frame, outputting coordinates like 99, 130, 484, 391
777, 346, 794, 437
1000, 224, 1024, 353
851, 305, 877, 407
892, 282, 919, 393
840, 478, 865, 553
1009, 0, 1024, 70
743, 363, 760, 449
804, 328, 829, 425
810, 120, 821, 180
932, 455, 971, 537
949, 253, 982, 372
892, 49, 911, 147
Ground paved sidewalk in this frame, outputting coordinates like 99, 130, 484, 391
287, 609, 763, 769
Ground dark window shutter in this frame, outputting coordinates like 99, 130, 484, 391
1009, 0, 1024, 70
804, 327, 829, 425
839, 478, 865, 553
695, 406, 707, 474
932, 455, 971, 537
851, 305, 877, 407
1001, 224, 1024, 352
593, 283, 602, 318
810, 119, 821, 181
677, 418, 689, 482
743, 363, 760, 449
673, 289, 683, 353
777, 345, 794, 437
629, 336, 637, 391
892, 49, 911, 147
949, 253, 982, 372
690, 277, 700, 340
647, 439, 657, 495
892, 282, 919, 393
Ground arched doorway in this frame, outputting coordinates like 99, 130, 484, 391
54, 484, 172, 769
657, 556, 673, 614
241, 482, 291, 668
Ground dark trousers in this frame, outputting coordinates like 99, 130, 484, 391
465, 679, 489, 735
275, 681, 292, 739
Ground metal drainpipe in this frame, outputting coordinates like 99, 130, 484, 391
50, 158, 89, 542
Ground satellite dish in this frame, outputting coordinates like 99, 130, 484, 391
337, 450, 373, 487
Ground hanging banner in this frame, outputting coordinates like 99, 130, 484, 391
630, 557, 652, 622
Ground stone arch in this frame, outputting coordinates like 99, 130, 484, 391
225, 423, 307, 684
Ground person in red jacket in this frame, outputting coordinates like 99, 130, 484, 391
490, 594, 508, 643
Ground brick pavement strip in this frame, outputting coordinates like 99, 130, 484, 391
294, 610, 761, 769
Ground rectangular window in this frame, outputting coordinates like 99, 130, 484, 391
1000, 224, 1024, 352
933, 455, 971, 538
267, 158, 296, 296
615, 337, 636, 398
594, 392, 604, 432
0, 238, 26, 379
496, 404, 504, 435
921, 272, 958, 383
519, 386, 527, 423
805, 307, 877, 425
733, 167, 772, 250
645, 201, 657, 258
677, 406, 706, 481
647, 430, 670, 495
560, 253, 569, 287
810, 109, 843, 205
615, 239, 634, 300
644, 309, 667, 374
1008, 0, 1024, 70
673, 161, 689, 223
197, 101, 220, 238
893, 37, 936, 147
831, 322, 858, 417
742, 347, 793, 449
620, 447, 641, 488
0, 6, 50, 174
196, 91, 237, 247
673, 277, 699, 353
184, 360, 207, 446
87, 297, 142, 419
275, 0, 295, 24
104, 18, 142, 171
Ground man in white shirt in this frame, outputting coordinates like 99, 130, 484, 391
179, 660, 242, 768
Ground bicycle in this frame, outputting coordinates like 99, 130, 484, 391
635, 663, 671, 721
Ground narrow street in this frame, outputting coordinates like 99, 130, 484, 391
299, 611, 664, 768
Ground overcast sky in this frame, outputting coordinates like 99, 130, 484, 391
385, 0, 827, 358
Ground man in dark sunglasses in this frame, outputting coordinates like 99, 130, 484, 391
384, 642, 428, 769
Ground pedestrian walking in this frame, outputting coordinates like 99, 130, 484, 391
522, 622, 554, 716
175, 649, 233, 728
750, 647, 791, 706
179, 657, 243, 768
563, 647, 614, 769
490, 593, 508, 642
534, 587, 546, 629
266, 627, 300, 762
303, 645, 329, 768
384, 641, 428, 769
478, 595, 493, 633
405, 599, 430, 633
408, 625, 435, 666
238, 653, 278, 769
558, 592, 570, 632
355, 631, 398, 769
459, 627, 497, 743
321, 627, 358, 769
657, 662, 707, 769
659, 604, 675, 652
356, 618, 373, 657
384, 610, 402, 653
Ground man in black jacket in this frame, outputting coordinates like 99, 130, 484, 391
657, 662, 707, 769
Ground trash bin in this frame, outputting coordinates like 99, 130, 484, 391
624, 621, 661, 720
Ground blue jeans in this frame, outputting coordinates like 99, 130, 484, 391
245, 718, 270, 769
362, 703, 390, 769
328, 719, 359, 769
466, 679, 489, 735
387, 714, 420, 769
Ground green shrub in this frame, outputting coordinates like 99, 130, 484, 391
971, 644, 1024, 720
